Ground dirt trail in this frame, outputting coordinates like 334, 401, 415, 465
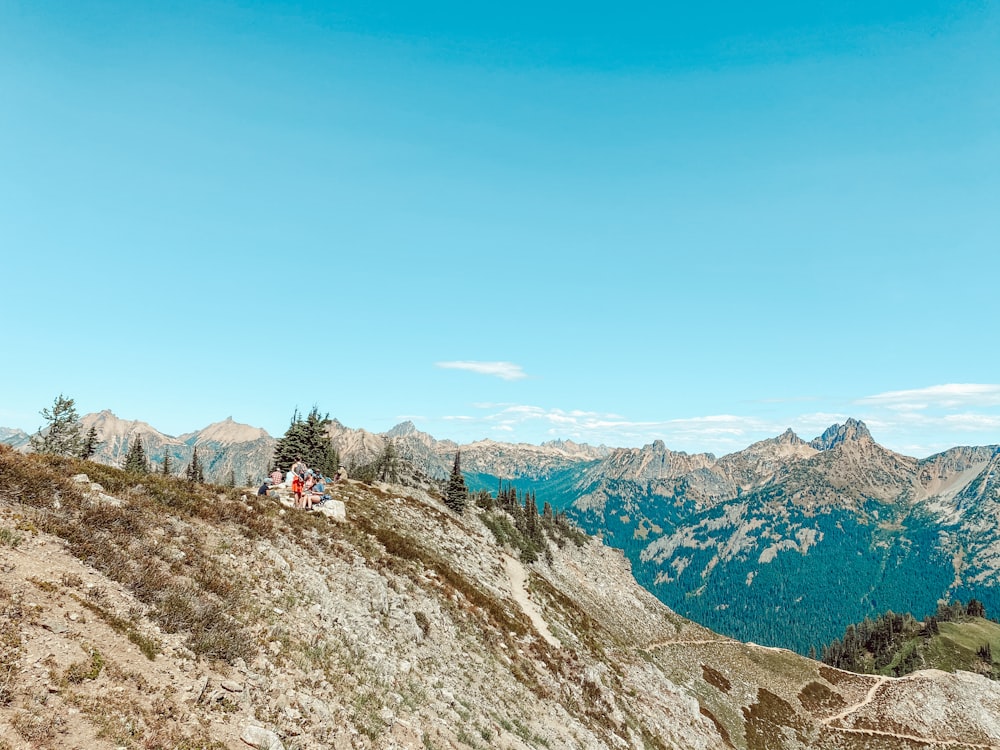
645, 638, 767, 650
821, 675, 888, 726
819, 673, 1000, 748
648, 641, 1000, 749
503, 554, 560, 647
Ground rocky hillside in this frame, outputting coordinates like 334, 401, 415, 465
4, 445, 1000, 749
564, 422, 1000, 653
8, 411, 1000, 660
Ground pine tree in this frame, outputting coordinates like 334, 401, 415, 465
79, 425, 100, 460
122, 436, 149, 474
29, 394, 84, 457
226, 469, 236, 488
376, 439, 400, 483
186, 447, 204, 483
272, 407, 339, 476
161, 451, 172, 476
444, 451, 467, 513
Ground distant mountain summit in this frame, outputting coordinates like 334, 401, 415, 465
0, 427, 29, 449
69, 411, 274, 483
180, 416, 268, 445
81, 410, 183, 466
6, 408, 1000, 655
809, 417, 873, 450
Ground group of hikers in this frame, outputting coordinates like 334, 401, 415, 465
257, 457, 347, 510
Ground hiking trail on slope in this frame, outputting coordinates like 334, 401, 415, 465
503, 554, 560, 648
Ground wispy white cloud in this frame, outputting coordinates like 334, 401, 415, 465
857, 384, 1000, 410
941, 413, 1000, 431
440, 404, 794, 451
424, 384, 1000, 459
435, 361, 528, 381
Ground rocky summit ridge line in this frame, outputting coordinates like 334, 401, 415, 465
3, 444, 1000, 749
5, 411, 1000, 654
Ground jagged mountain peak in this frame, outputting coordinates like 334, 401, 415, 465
385, 420, 419, 437
82, 410, 174, 441
191, 417, 269, 445
809, 418, 873, 450
777, 427, 802, 443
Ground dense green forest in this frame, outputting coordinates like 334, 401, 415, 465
467, 470, 1000, 656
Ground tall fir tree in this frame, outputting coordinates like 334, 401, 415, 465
186, 447, 204, 483
122, 436, 149, 474
29, 394, 84, 457
376, 439, 400, 483
161, 451, 172, 476
444, 451, 467, 513
524, 490, 541, 541
272, 407, 339, 476
78, 425, 100, 460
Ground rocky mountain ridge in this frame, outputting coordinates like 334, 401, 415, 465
3, 445, 1000, 749
563, 425, 1000, 652
6, 410, 1000, 655
0, 427, 28, 449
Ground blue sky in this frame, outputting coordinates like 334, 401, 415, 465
2, 0, 998, 458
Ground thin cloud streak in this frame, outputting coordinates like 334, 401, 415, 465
422, 384, 1000, 458
435, 361, 528, 381
447, 403, 796, 451
857, 384, 1000, 410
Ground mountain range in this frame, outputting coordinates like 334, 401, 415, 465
5, 411, 1000, 654
3, 444, 1000, 749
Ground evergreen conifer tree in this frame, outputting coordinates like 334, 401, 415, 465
161, 451, 172, 476
226, 469, 236, 488
79, 425, 100, 460
272, 407, 339, 476
122, 436, 149, 474
524, 491, 541, 541
186, 447, 204, 483
444, 452, 467, 513
29, 394, 84, 457
376, 439, 400, 483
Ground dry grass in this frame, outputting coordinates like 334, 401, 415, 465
702, 664, 732, 693
71, 593, 162, 660
797, 680, 848, 715
0, 583, 23, 705
0, 446, 257, 665
742, 688, 811, 750
10, 710, 64, 744
63, 645, 105, 684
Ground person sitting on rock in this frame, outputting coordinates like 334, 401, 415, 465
304, 476, 330, 508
